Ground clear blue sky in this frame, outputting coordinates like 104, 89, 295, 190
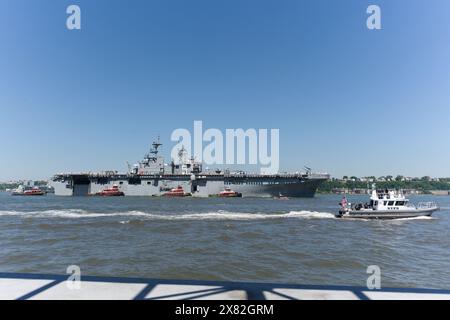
1, 0, 450, 180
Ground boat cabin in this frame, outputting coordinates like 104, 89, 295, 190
368, 189, 410, 211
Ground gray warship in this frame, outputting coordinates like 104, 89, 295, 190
50, 140, 329, 197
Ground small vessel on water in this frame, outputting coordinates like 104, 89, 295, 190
24, 188, 46, 196
336, 188, 439, 219
164, 185, 191, 197
218, 187, 242, 198
11, 186, 25, 195
11, 186, 46, 196
274, 192, 289, 200
94, 185, 124, 196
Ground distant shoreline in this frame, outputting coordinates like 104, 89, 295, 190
318, 178, 450, 195
317, 190, 450, 196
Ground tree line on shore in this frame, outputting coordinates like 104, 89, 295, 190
318, 177, 450, 193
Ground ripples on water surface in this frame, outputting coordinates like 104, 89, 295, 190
0, 193, 449, 289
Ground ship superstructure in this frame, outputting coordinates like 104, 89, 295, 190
50, 139, 329, 197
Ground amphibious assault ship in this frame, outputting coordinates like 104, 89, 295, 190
50, 140, 329, 197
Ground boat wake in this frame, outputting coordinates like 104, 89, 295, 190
147, 211, 337, 221
0, 209, 336, 221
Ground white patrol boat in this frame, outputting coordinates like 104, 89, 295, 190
336, 189, 439, 219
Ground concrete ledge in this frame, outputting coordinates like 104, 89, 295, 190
0, 273, 449, 300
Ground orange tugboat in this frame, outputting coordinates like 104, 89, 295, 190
95, 185, 124, 196
218, 187, 242, 198
164, 186, 190, 197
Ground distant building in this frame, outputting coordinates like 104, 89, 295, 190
353, 188, 367, 194
23, 180, 34, 187
403, 189, 421, 195
429, 190, 449, 196
332, 188, 349, 194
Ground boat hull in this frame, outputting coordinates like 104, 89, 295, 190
164, 193, 190, 197
95, 192, 125, 196
336, 207, 439, 219
11, 192, 46, 196
218, 193, 242, 198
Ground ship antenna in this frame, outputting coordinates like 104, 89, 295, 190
150, 136, 162, 155
178, 145, 186, 164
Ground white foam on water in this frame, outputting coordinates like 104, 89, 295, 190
1, 209, 440, 222
145, 210, 336, 221
0, 209, 336, 221
0, 209, 148, 219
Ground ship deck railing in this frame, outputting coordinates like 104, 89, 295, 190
52, 172, 330, 180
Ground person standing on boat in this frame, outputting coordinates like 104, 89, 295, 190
340, 196, 348, 209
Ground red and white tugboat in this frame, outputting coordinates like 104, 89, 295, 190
95, 185, 125, 196
164, 185, 190, 197
12, 186, 46, 196
23, 187, 46, 196
218, 187, 242, 198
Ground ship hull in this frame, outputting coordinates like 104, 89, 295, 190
230, 180, 322, 198
50, 173, 327, 198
